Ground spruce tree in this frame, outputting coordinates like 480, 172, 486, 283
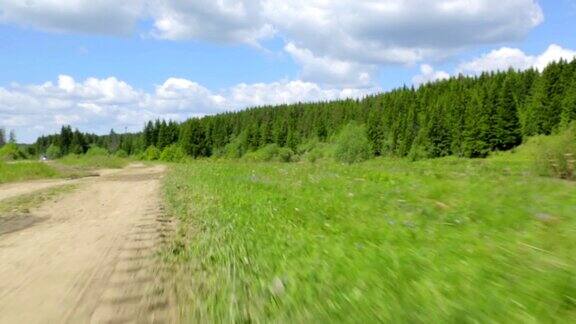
462, 90, 490, 158
493, 74, 522, 150
561, 76, 576, 128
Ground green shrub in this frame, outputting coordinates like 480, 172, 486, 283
333, 123, 372, 164
298, 139, 333, 163
144, 146, 161, 161
222, 134, 248, 159
533, 123, 576, 180
45, 144, 62, 159
160, 145, 187, 162
114, 149, 128, 158
86, 146, 109, 157
0, 143, 27, 161
242, 144, 295, 162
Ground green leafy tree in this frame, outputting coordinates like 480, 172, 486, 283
334, 123, 372, 164
46, 144, 62, 159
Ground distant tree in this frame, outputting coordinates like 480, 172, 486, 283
29, 58, 576, 162
8, 130, 16, 144
492, 74, 522, 150
180, 119, 209, 158
46, 144, 62, 159
561, 73, 576, 128
462, 90, 491, 158
143, 121, 154, 148
0, 128, 5, 147
70, 129, 88, 154
59, 126, 73, 155
106, 129, 120, 153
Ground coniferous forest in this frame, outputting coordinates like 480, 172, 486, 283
35, 59, 576, 160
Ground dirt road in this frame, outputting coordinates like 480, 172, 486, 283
0, 164, 175, 323
0, 178, 79, 202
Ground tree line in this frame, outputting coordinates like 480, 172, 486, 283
35, 58, 576, 160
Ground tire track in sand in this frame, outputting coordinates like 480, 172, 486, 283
0, 164, 176, 323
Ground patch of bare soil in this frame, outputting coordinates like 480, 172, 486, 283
0, 164, 176, 323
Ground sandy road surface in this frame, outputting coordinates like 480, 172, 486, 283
0, 164, 175, 323
0, 168, 120, 203
0, 179, 80, 202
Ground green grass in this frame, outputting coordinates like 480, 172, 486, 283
163, 155, 576, 323
57, 154, 129, 170
0, 155, 130, 185
0, 161, 61, 184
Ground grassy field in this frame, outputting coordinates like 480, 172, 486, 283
0, 161, 61, 184
163, 154, 576, 322
0, 155, 130, 185
58, 154, 129, 170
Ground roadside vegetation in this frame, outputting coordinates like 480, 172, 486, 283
0, 144, 129, 184
57, 147, 129, 170
163, 147, 576, 322
0, 161, 61, 184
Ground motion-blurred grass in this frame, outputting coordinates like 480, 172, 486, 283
164, 155, 576, 322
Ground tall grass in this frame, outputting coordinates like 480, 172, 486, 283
58, 154, 128, 170
163, 156, 576, 322
532, 124, 576, 180
0, 161, 60, 184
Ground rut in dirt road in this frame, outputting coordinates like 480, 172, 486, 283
0, 164, 176, 324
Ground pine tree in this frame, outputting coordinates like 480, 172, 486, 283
462, 89, 490, 158
59, 126, 73, 155
492, 74, 522, 150
561, 69, 576, 128
70, 130, 87, 154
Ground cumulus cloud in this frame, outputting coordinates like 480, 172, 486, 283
227, 80, 376, 108
284, 43, 377, 88
0, 0, 143, 35
413, 44, 576, 86
263, 0, 543, 65
412, 64, 450, 85
0, 75, 377, 142
458, 44, 576, 74
1, 1, 543, 64
0, 1, 546, 88
150, 0, 275, 44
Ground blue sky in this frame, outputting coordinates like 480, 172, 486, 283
1, 0, 575, 143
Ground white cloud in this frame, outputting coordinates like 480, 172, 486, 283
263, 0, 543, 65
0, 0, 143, 35
1, 1, 543, 64
412, 64, 450, 85
458, 44, 576, 74
0, 75, 377, 143
228, 80, 375, 108
150, 0, 275, 44
413, 44, 576, 86
0, 0, 545, 90
153, 78, 227, 113
284, 43, 376, 88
